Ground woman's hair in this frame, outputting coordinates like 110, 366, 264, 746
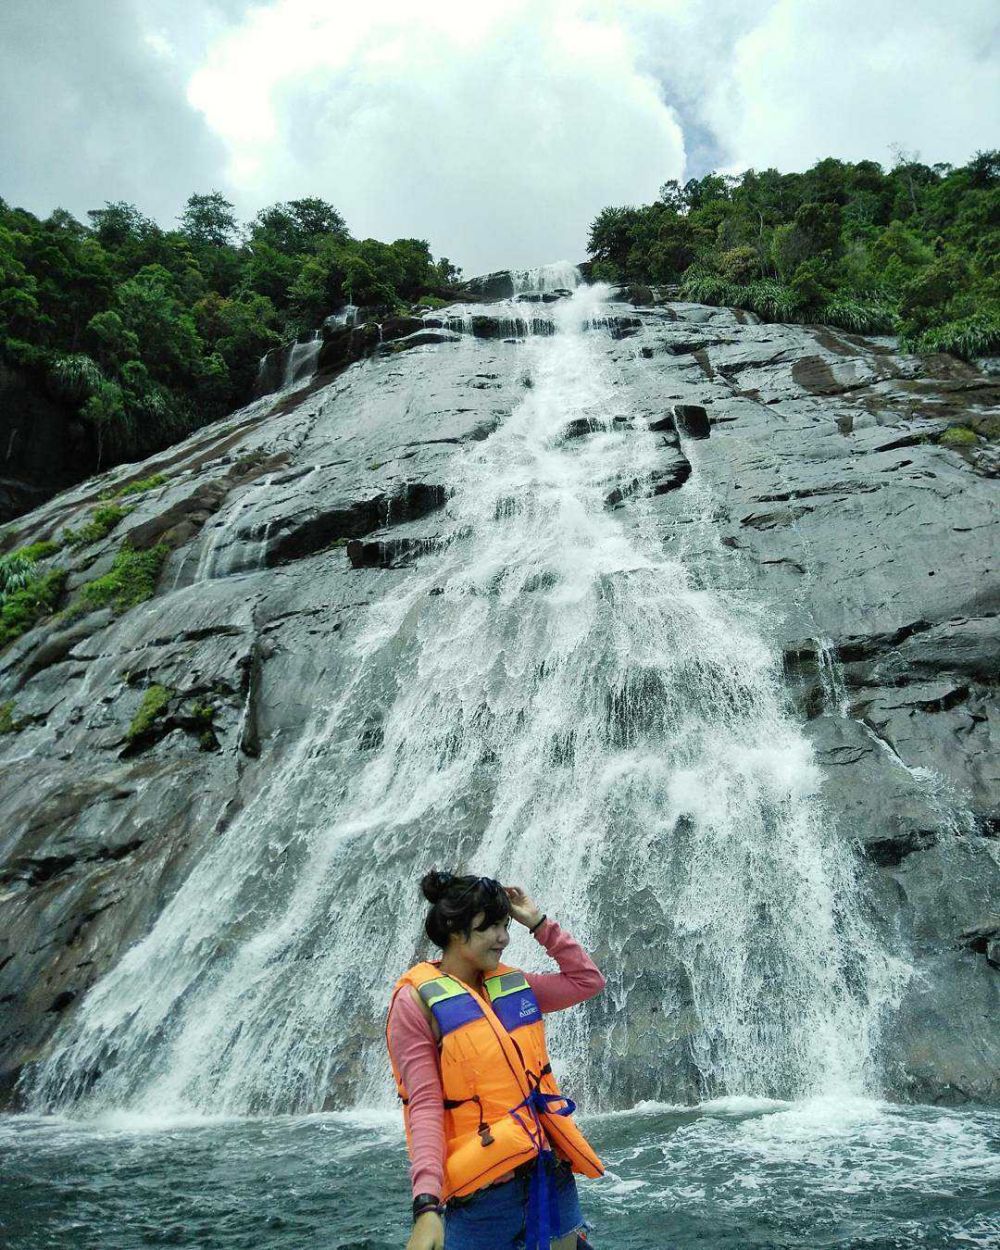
421, 870, 511, 948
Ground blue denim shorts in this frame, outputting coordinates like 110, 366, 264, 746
443, 1157, 588, 1249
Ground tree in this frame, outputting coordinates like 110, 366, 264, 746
250, 198, 348, 254
87, 201, 158, 248
179, 191, 238, 247
587, 206, 639, 275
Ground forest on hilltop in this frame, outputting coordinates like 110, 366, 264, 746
587, 150, 1000, 361
2, 151, 998, 499
0, 192, 461, 472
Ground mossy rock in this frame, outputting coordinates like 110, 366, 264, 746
127, 684, 173, 741
62, 503, 129, 549
939, 425, 979, 448
15, 540, 61, 562
0, 700, 18, 734
66, 542, 168, 620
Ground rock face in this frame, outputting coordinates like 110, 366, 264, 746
0, 292, 997, 1112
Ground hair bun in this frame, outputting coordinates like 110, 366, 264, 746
421, 869, 454, 904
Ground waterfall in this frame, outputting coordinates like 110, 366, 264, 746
281, 330, 322, 389
510, 262, 581, 293
25, 285, 905, 1118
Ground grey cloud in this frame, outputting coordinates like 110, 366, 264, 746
0, 0, 229, 226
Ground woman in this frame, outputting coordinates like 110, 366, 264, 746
386, 871, 606, 1250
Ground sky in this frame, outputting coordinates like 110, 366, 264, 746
2, 0, 998, 276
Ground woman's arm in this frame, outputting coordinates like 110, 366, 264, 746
524, 917, 606, 1013
386, 989, 446, 1199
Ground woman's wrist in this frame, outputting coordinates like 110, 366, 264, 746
412, 1193, 443, 1221
527, 913, 546, 934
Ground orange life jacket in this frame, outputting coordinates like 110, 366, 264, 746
387, 960, 604, 1201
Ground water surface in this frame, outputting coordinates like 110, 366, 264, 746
4, 1098, 998, 1249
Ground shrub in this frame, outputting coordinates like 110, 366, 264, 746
0, 552, 39, 598
0, 568, 67, 650
46, 353, 104, 403
0, 700, 17, 734
912, 313, 1000, 361
718, 245, 762, 285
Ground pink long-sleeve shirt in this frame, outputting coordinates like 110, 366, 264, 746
386, 918, 605, 1199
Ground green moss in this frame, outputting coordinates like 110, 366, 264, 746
415, 295, 448, 309
0, 700, 17, 734
127, 684, 172, 740
938, 425, 978, 448
0, 568, 67, 650
67, 543, 168, 619
15, 540, 61, 562
62, 503, 129, 549
100, 473, 167, 501
189, 701, 215, 724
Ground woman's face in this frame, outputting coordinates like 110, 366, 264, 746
452, 910, 511, 972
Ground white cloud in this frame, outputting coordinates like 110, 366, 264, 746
4, 1, 997, 275
184, 1, 687, 272
697, 0, 1000, 174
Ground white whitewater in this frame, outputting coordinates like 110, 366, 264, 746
511, 261, 581, 293
281, 330, 322, 389
27, 285, 906, 1117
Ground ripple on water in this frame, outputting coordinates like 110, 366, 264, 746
1, 1101, 998, 1249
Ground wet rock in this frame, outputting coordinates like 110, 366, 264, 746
672, 404, 711, 439
1, 285, 998, 1113
378, 330, 461, 354
462, 271, 516, 301
958, 917, 1000, 968
561, 418, 602, 440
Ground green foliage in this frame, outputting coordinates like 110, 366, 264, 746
0, 551, 39, 596
68, 542, 168, 618
179, 192, 238, 248
62, 503, 128, 548
0, 700, 16, 733
0, 567, 66, 650
416, 295, 448, 309
47, 353, 104, 403
100, 473, 167, 501
593, 150, 999, 358
127, 684, 172, 740
1, 192, 461, 483
13, 540, 61, 562
818, 295, 898, 335
911, 312, 1000, 360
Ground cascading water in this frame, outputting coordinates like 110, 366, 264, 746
26, 285, 906, 1119
510, 261, 581, 293
281, 330, 323, 389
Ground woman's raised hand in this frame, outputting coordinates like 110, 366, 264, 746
504, 885, 543, 930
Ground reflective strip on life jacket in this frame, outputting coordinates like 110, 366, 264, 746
418, 975, 486, 1037
484, 970, 542, 1033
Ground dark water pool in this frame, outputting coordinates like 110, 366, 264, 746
2, 1097, 998, 1249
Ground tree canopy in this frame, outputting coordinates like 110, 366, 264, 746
587, 150, 1000, 357
0, 192, 462, 475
